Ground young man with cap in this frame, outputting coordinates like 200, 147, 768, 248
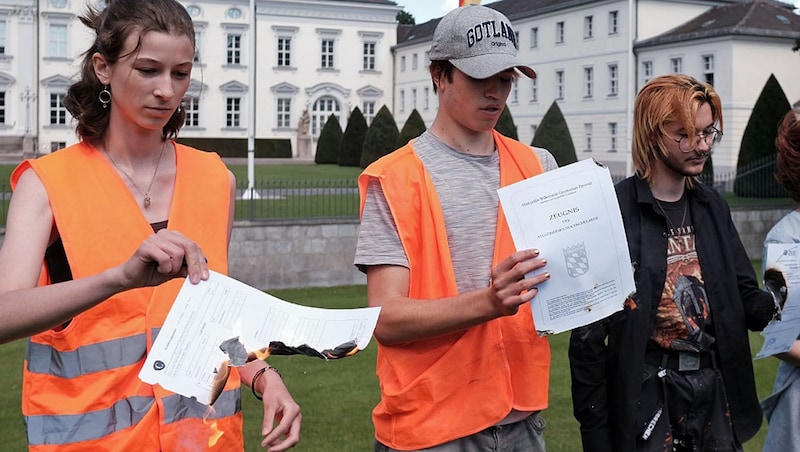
569, 74, 779, 452
354, 5, 558, 451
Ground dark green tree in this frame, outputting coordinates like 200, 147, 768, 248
531, 101, 577, 166
494, 105, 518, 140
395, 109, 427, 148
397, 11, 415, 25
339, 107, 368, 167
360, 105, 400, 168
314, 114, 343, 164
733, 74, 791, 197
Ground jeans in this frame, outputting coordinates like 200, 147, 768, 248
374, 412, 546, 452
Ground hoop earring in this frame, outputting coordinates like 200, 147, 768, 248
99, 86, 111, 109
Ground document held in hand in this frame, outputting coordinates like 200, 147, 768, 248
756, 243, 800, 360
139, 271, 380, 405
497, 158, 635, 335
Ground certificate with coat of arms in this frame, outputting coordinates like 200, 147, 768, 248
497, 158, 635, 335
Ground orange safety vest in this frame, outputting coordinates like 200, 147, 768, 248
13, 142, 243, 451
358, 131, 551, 450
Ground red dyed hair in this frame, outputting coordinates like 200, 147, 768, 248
775, 108, 800, 203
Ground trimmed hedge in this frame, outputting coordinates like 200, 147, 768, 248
176, 137, 292, 158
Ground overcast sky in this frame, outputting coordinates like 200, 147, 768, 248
397, 0, 800, 25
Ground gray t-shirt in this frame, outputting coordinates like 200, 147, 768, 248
354, 131, 558, 294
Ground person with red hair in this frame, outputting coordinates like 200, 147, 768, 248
761, 107, 800, 452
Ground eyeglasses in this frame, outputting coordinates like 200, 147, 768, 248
671, 126, 723, 152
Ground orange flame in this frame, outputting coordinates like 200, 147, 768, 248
203, 406, 224, 447
247, 347, 271, 362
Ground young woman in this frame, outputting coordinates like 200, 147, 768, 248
0, 1, 300, 450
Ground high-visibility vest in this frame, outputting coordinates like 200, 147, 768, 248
358, 130, 552, 450
13, 142, 243, 451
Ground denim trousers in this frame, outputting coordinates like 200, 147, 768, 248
374, 412, 546, 452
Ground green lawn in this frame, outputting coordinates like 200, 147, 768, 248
0, 282, 780, 451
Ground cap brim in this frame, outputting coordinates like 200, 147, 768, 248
451, 53, 537, 79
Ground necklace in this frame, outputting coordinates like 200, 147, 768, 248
654, 197, 688, 233
105, 141, 166, 209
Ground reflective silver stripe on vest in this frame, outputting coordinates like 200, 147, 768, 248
162, 387, 242, 424
24, 395, 154, 446
26, 334, 147, 377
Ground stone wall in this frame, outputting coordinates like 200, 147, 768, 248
0, 207, 792, 290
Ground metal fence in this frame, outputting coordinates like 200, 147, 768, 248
0, 157, 789, 228
234, 178, 360, 222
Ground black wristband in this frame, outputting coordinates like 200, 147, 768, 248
251, 365, 281, 401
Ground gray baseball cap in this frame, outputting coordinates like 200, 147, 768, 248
429, 5, 536, 80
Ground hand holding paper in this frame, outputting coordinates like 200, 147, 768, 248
497, 158, 635, 334
139, 271, 380, 405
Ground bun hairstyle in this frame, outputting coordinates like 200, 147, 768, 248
63, 0, 196, 143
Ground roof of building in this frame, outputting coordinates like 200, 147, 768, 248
636, 0, 800, 48
393, 0, 790, 49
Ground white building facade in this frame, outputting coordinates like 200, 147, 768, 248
394, 0, 800, 177
1, 0, 799, 179
0, 0, 400, 159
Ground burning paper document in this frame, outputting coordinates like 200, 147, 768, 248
139, 271, 380, 405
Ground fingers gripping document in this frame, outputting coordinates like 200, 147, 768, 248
139, 271, 380, 405
756, 244, 799, 360
497, 158, 635, 335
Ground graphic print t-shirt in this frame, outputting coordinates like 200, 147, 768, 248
651, 198, 713, 351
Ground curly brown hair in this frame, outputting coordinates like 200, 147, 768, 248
774, 108, 800, 203
62, 0, 195, 144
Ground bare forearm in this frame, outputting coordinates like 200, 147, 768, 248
0, 267, 126, 343
373, 288, 500, 345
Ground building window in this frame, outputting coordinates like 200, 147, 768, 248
226, 97, 241, 127
51, 141, 66, 152
670, 57, 682, 73
321, 39, 335, 69
48, 23, 68, 58
424, 87, 430, 110
556, 22, 565, 44
0, 21, 6, 55
277, 98, 291, 128
609, 11, 619, 34
584, 123, 593, 152
609, 122, 618, 152
702, 54, 715, 86
530, 27, 538, 48
312, 96, 340, 136
400, 55, 406, 72
412, 88, 417, 110
510, 79, 519, 104
556, 70, 565, 100
399, 89, 405, 113
363, 42, 375, 70
226, 7, 242, 19
584, 16, 593, 39
183, 96, 200, 127
412, 53, 418, 70
278, 37, 292, 67
363, 101, 376, 125
226, 33, 241, 64
608, 64, 619, 96
530, 78, 538, 102
642, 60, 653, 85
0, 91, 5, 124
193, 30, 203, 63
584, 67, 593, 98
50, 93, 67, 125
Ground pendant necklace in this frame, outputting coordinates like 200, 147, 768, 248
654, 197, 688, 233
105, 140, 167, 209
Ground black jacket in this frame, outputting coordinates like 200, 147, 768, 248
568, 175, 775, 452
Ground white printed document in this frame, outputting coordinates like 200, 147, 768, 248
139, 271, 380, 405
497, 158, 635, 335
756, 244, 800, 359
